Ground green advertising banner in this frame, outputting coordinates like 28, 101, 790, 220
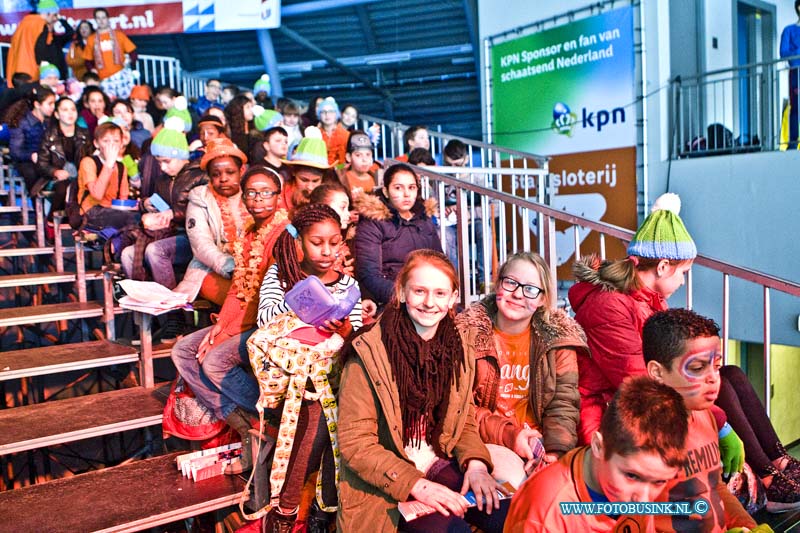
491, 6, 635, 156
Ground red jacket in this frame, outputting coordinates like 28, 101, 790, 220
567, 257, 667, 444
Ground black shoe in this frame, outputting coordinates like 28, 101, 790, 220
307, 497, 335, 533
153, 313, 186, 343
262, 508, 296, 533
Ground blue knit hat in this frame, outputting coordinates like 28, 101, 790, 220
627, 193, 697, 260
316, 97, 340, 120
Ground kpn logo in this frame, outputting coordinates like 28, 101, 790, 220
551, 102, 577, 137
551, 101, 627, 137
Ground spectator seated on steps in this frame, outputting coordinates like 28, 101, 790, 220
174, 137, 250, 305
120, 116, 206, 289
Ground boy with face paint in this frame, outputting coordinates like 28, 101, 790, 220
643, 309, 760, 532
505, 376, 689, 533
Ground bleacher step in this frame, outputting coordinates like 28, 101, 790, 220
0, 386, 166, 455
0, 224, 36, 233
0, 452, 245, 533
0, 301, 104, 328
0, 340, 139, 381
0, 206, 22, 214
0, 271, 77, 289
0, 246, 76, 258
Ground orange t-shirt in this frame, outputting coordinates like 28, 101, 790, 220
493, 326, 535, 428
321, 124, 349, 166
83, 30, 136, 80
654, 409, 756, 532
505, 447, 654, 533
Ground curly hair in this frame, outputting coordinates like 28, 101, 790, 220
224, 94, 253, 152
642, 309, 720, 370
3, 85, 54, 127
272, 203, 341, 292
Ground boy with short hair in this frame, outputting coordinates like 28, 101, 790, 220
505, 376, 689, 532
643, 309, 759, 532
260, 126, 293, 187
338, 130, 380, 197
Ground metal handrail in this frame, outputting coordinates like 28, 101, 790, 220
401, 161, 799, 417
359, 112, 551, 164
675, 53, 800, 83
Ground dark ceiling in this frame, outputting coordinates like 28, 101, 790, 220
133, 0, 482, 139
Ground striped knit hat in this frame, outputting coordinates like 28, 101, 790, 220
627, 193, 696, 260
284, 126, 330, 169
164, 96, 192, 132
252, 105, 283, 131
151, 117, 190, 160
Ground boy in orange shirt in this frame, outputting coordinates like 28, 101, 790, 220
83, 8, 137, 98
643, 309, 764, 532
505, 376, 689, 533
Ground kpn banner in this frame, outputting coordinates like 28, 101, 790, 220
490, 6, 637, 274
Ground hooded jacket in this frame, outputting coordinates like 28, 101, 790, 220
9, 111, 47, 162
567, 256, 667, 444
457, 296, 588, 455
337, 317, 492, 532
353, 191, 441, 305
174, 184, 248, 301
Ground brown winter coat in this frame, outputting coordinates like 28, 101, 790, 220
456, 295, 589, 455
337, 317, 493, 532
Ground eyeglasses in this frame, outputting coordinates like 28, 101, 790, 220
499, 277, 543, 299
243, 190, 278, 200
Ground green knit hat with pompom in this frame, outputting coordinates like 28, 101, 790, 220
151, 117, 189, 160
627, 193, 697, 260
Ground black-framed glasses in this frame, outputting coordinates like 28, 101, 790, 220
243, 190, 279, 200
500, 277, 543, 299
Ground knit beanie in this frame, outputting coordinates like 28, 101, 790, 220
129, 85, 151, 101
37, 0, 58, 14
98, 116, 128, 130
285, 126, 330, 169
164, 96, 192, 132
254, 74, 271, 96
252, 105, 283, 131
627, 193, 697, 260
316, 97, 340, 120
151, 117, 190, 160
39, 62, 59, 79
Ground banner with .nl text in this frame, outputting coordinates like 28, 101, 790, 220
0, 0, 280, 41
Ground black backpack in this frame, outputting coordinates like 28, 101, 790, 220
65, 155, 125, 230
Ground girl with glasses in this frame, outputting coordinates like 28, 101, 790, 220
456, 251, 588, 488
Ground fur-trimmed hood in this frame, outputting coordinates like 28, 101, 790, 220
571, 255, 619, 291
353, 190, 437, 222
456, 294, 589, 359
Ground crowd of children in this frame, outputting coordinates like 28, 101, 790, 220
2, 4, 798, 531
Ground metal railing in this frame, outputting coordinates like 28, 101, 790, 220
406, 161, 800, 417
0, 42, 203, 99
671, 54, 800, 158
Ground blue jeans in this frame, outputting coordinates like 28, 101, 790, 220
120, 233, 191, 289
445, 219, 486, 287
170, 326, 259, 421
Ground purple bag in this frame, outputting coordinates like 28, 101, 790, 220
284, 275, 360, 327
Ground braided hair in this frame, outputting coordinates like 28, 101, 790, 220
273, 203, 341, 292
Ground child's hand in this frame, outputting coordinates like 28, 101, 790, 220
319, 317, 352, 338
361, 299, 377, 318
